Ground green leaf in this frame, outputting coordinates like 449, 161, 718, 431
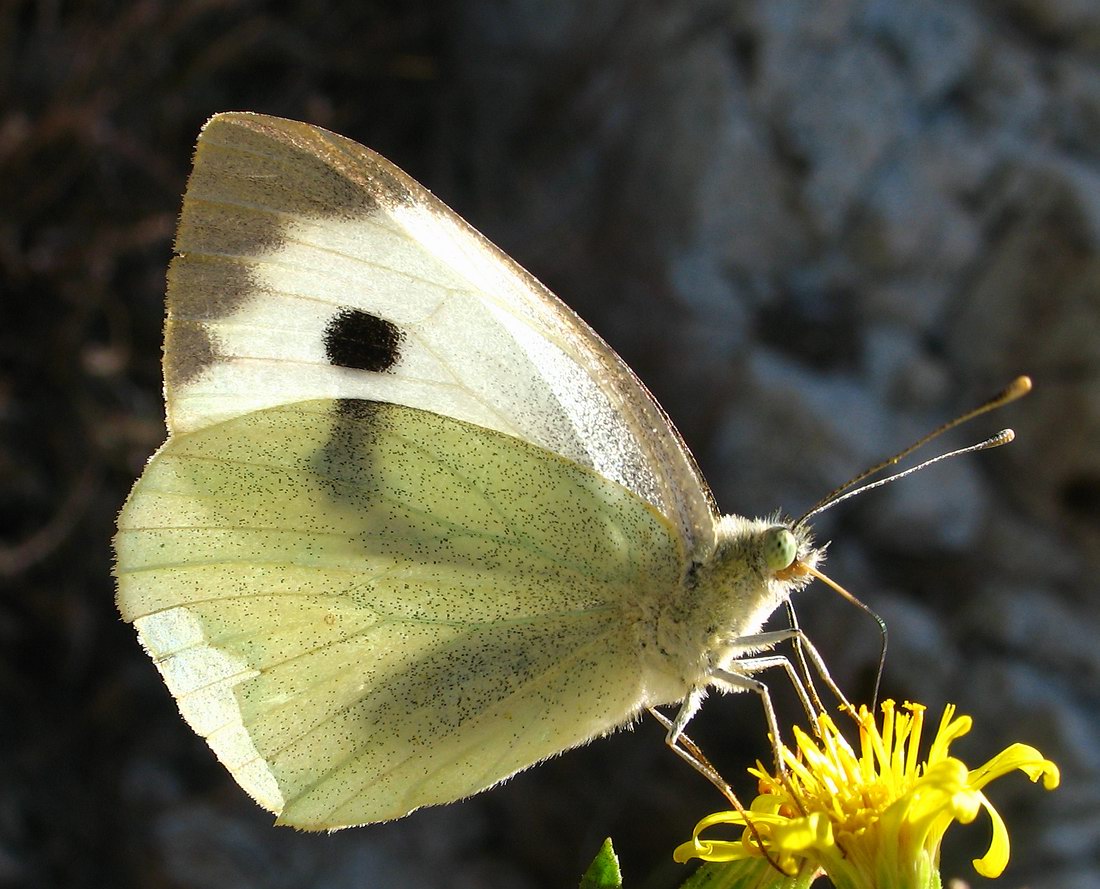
579, 838, 623, 889
676, 858, 819, 889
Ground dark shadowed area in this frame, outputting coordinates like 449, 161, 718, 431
2, 1, 1099, 888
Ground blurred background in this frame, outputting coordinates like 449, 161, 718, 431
2, 1, 1098, 887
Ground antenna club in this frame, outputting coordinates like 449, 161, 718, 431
1009, 375, 1032, 398
795, 377, 1030, 525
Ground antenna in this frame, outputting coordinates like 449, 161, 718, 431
796, 376, 1031, 526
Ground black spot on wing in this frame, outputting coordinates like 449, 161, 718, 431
323, 309, 404, 372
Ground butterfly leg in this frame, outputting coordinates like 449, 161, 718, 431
653, 663, 785, 789
653, 666, 796, 849
729, 654, 817, 725
721, 628, 852, 716
648, 705, 791, 875
648, 701, 739, 808
706, 664, 788, 777
705, 629, 852, 775
648, 629, 853, 800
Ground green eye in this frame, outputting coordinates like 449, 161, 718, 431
764, 527, 797, 571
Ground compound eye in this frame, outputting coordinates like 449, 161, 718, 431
764, 526, 798, 571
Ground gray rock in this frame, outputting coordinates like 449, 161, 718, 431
963, 584, 1100, 684
1052, 57, 1100, 161
859, 588, 962, 703
847, 145, 982, 275
760, 40, 911, 237
999, 0, 1100, 51
858, 451, 989, 552
708, 350, 891, 518
862, 323, 951, 405
862, 0, 982, 102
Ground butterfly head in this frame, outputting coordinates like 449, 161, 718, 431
763, 521, 825, 585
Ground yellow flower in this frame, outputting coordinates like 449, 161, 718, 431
674, 701, 1059, 889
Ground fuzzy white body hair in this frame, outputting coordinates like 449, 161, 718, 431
638, 514, 822, 708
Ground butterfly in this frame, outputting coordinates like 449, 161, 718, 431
114, 112, 827, 830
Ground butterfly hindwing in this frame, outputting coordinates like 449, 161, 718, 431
116, 399, 684, 827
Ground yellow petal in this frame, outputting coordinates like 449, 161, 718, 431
768, 812, 834, 853
905, 759, 973, 826
969, 743, 1061, 791
972, 791, 1011, 878
673, 837, 745, 864
927, 705, 971, 763
673, 809, 769, 863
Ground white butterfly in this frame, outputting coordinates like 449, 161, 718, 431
114, 112, 825, 830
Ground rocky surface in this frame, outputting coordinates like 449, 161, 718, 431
3, 1, 1097, 887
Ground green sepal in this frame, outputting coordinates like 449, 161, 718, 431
579, 838, 623, 889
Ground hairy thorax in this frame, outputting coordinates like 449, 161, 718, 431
637, 514, 820, 706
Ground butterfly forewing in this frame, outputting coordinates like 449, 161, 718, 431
165, 112, 717, 548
